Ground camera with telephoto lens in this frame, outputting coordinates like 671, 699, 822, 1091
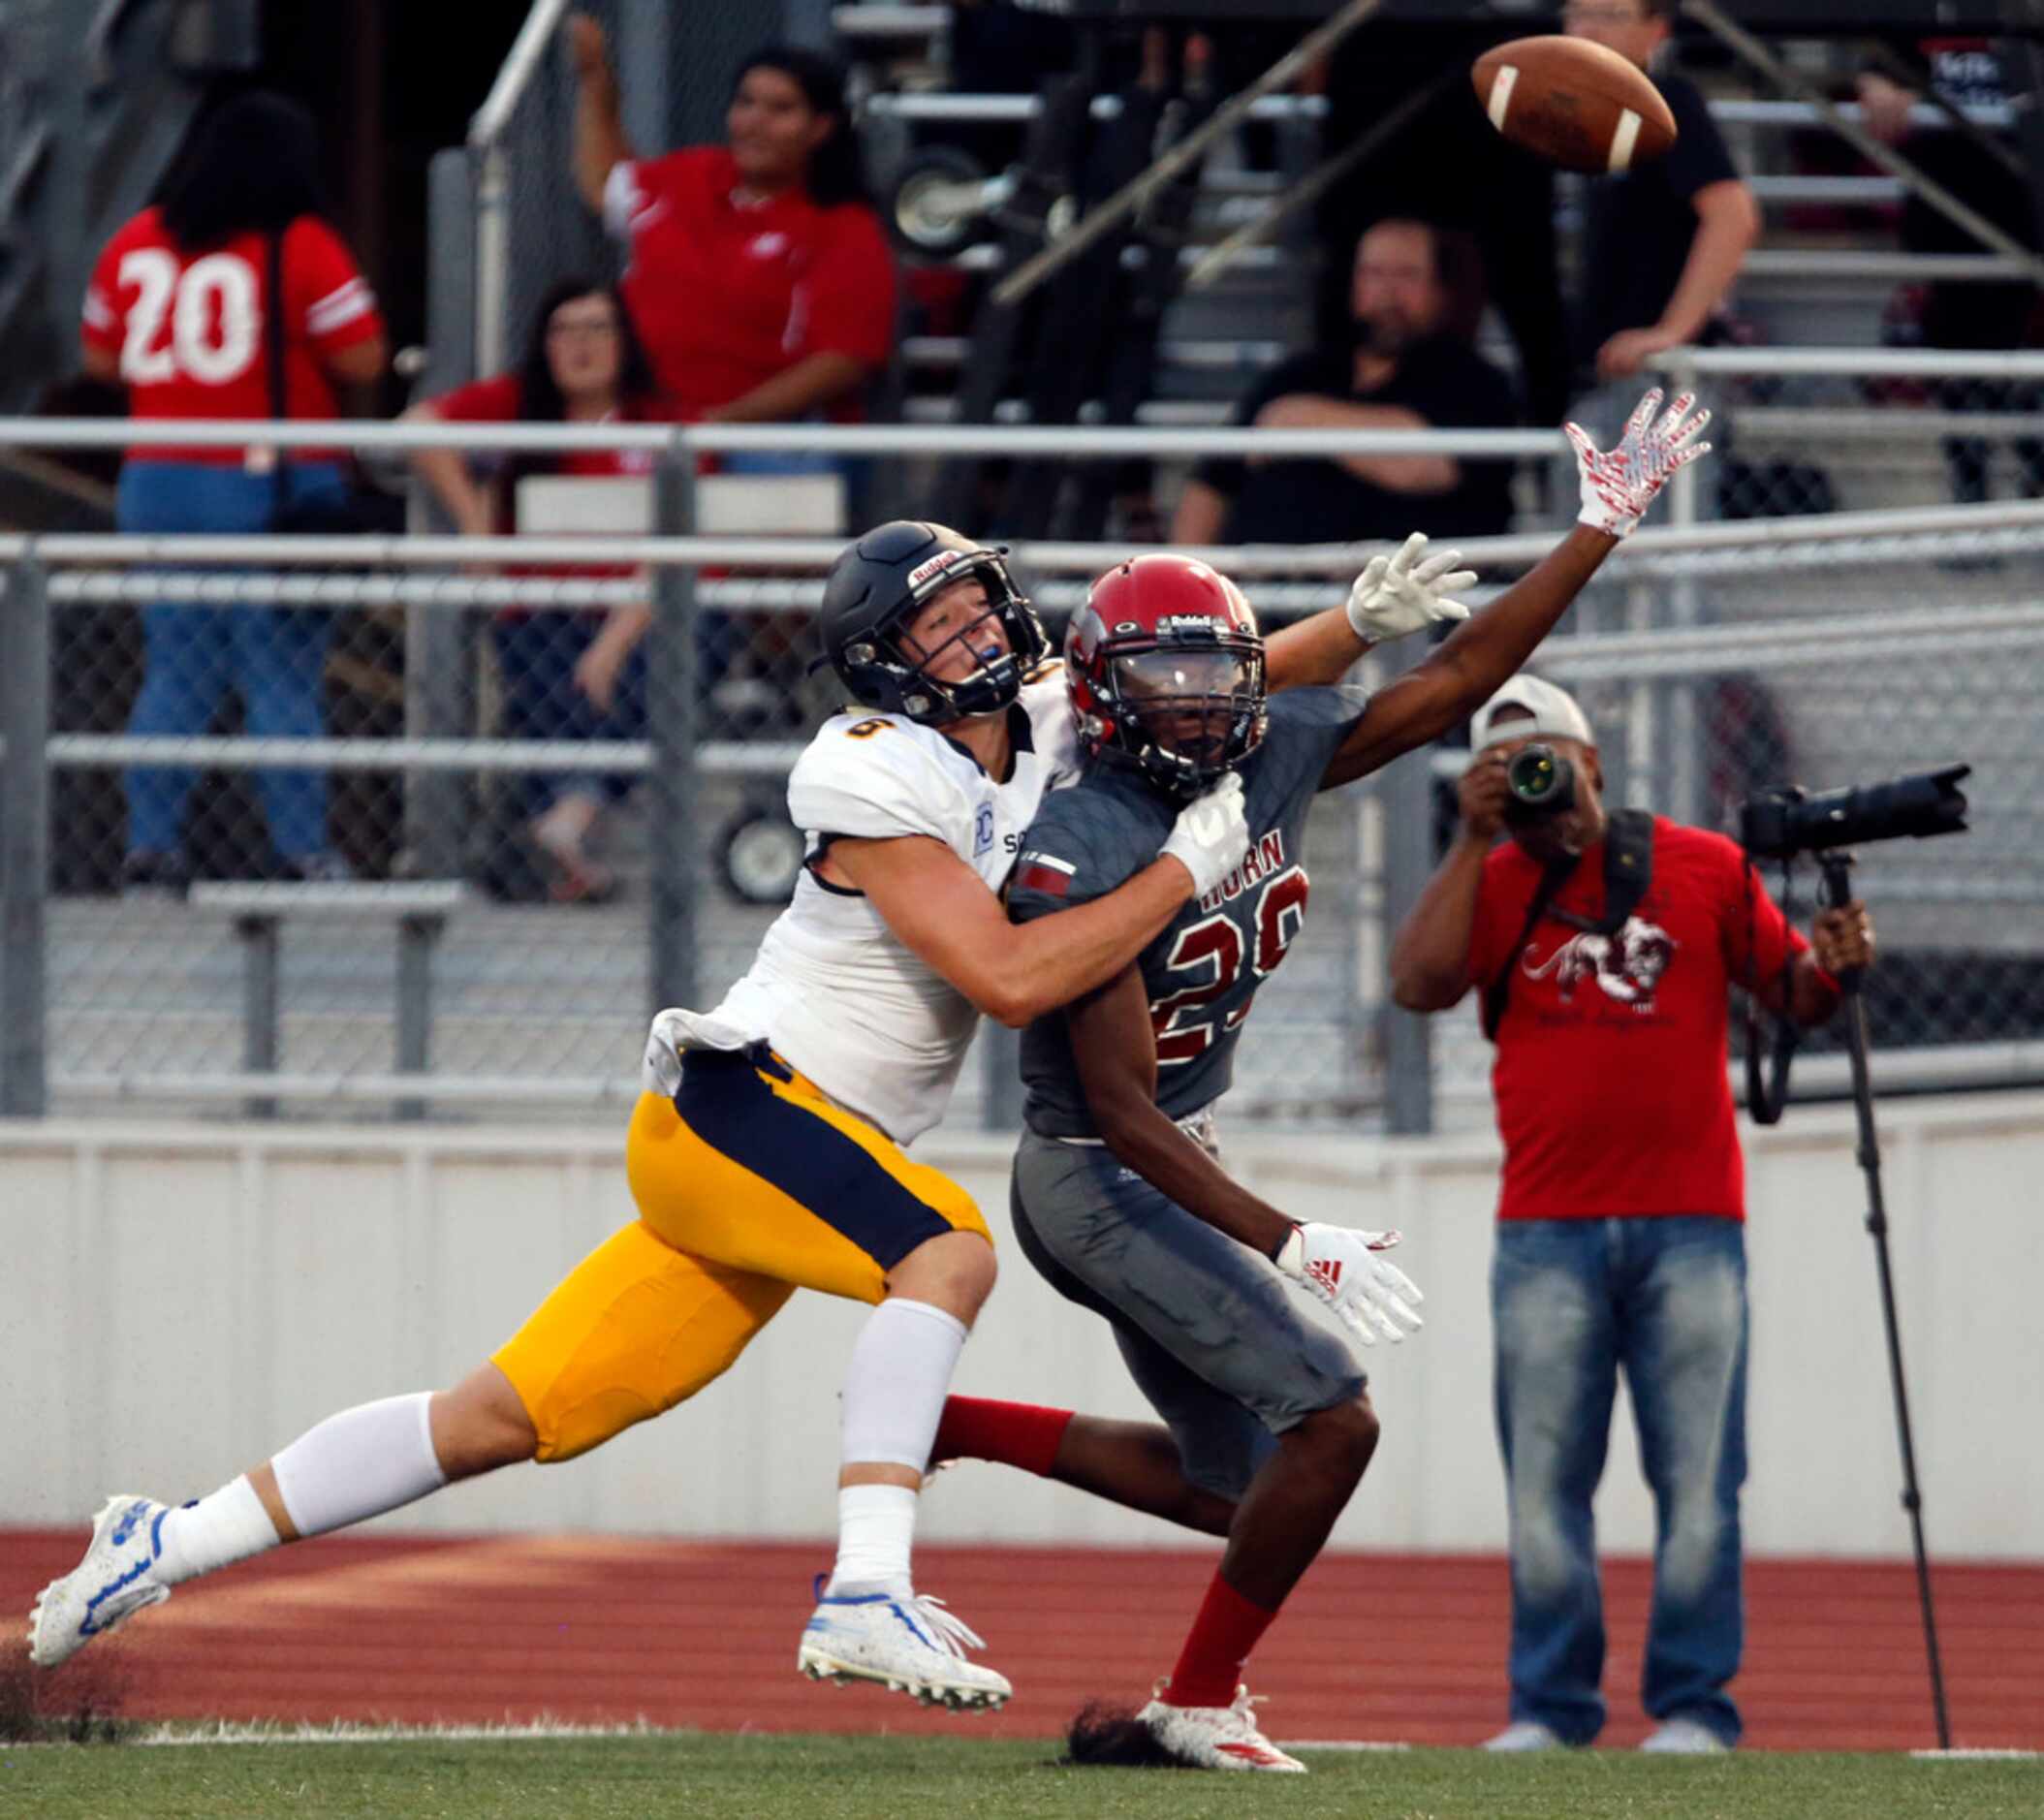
1503, 742, 1576, 822
1739, 765, 1970, 860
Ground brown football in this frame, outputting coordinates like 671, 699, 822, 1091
1471, 35, 1678, 174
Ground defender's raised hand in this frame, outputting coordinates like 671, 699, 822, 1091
1346, 531, 1479, 643
1564, 388, 1712, 538
1276, 1222, 1426, 1347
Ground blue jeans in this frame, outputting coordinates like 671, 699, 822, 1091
1492, 1215, 1748, 1746
490, 613, 647, 823
119, 460, 346, 863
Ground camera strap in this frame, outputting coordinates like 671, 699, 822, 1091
1480, 808, 1654, 1042
1742, 853, 1802, 1125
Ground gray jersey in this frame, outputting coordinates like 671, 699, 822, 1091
1009, 686, 1369, 1137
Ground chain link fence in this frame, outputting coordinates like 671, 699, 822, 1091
3, 413, 2042, 1133
1684, 356, 2044, 523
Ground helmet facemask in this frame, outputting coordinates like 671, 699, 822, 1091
1095, 640, 1266, 799
845, 553, 1048, 725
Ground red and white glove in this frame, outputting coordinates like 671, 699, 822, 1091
1564, 387, 1713, 538
1274, 1222, 1426, 1347
1345, 531, 1479, 643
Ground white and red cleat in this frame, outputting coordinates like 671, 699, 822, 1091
1139, 1679, 1307, 1773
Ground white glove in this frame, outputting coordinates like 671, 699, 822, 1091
1159, 772, 1250, 898
1275, 1221, 1425, 1347
1564, 387, 1713, 538
1345, 531, 1478, 643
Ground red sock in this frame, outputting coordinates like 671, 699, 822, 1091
1166, 1571, 1278, 1710
930, 1396, 1074, 1477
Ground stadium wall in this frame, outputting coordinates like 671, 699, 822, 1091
4, 1094, 2040, 1560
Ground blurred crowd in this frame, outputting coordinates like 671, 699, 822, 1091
52, 4, 2039, 898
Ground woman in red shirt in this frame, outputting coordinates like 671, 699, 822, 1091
406, 280, 667, 903
567, 19, 896, 428
82, 92, 388, 892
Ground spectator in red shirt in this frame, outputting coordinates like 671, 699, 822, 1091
81, 92, 388, 893
405, 280, 667, 903
566, 16, 896, 433
1388, 675, 1874, 1756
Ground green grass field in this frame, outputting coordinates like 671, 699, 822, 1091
3, 1730, 2039, 1820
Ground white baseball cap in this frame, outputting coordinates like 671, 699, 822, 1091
1470, 675, 1593, 751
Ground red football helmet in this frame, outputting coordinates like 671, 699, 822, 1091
1065, 554, 1267, 798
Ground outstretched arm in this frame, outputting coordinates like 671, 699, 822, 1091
1265, 531, 1477, 690
830, 776, 1249, 1028
834, 837, 1192, 1029
1318, 389, 1711, 790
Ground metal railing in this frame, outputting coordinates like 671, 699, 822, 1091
468, 0, 576, 375
3, 376, 2041, 1127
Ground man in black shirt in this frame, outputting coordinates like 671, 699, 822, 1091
1567, 0, 1759, 385
1858, 60, 2044, 506
1171, 218, 1520, 547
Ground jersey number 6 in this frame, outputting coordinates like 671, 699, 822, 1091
1149, 864, 1309, 1065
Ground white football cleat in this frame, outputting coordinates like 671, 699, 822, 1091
797, 1584, 1013, 1711
1139, 1679, 1307, 1772
28, 1494, 175, 1668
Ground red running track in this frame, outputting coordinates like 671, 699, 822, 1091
7, 1531, 2041, 1750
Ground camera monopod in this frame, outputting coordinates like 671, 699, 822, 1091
1816, 847, 1952, 1751
1742, 764, 1969, 1748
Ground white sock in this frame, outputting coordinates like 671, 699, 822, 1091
152, 1475, 280, 1586
268, 1392, 448, 1539
839, 1298, 967, 1471
826, 1298, 968, 1596
827, 1483, 920, 1596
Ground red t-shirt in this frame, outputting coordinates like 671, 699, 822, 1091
604, 146, 896, 415
83, 208, 384, 465
429, 373, 679, 595
1466, 818, 1819, 1223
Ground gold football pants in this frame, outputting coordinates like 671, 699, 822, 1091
494, 1051, 989, 1462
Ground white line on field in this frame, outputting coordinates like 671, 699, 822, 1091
1910, 1748, 2042, 1761
133, 1718, 678, 1747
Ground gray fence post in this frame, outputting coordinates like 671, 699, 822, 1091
1378, 729, 1435, 1137
2, 557, 50, 1116
980, 1023, 1024, 1131
647, 441, 700, 1015
408, 146, 483, 885
236, 913, 280, 1121
1663, 350, 1704, 827
395, 912, 442, 1123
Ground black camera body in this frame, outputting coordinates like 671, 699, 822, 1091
1503, 742, 1577, 823
1739, 765, 1970, 860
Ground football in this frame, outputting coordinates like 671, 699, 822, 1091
1471, 35, 1678, 174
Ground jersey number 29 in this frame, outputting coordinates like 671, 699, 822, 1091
1150, 864, 1309, 1065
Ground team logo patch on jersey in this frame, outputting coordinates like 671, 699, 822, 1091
1017, 850, 1076, 898
974, 802, 996, 858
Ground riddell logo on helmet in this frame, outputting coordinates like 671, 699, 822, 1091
907, 549, 965, 591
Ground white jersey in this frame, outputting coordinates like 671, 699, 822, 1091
708, 668, 1080, 1144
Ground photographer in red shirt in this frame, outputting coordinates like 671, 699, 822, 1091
1389, 675, 1872, 1756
